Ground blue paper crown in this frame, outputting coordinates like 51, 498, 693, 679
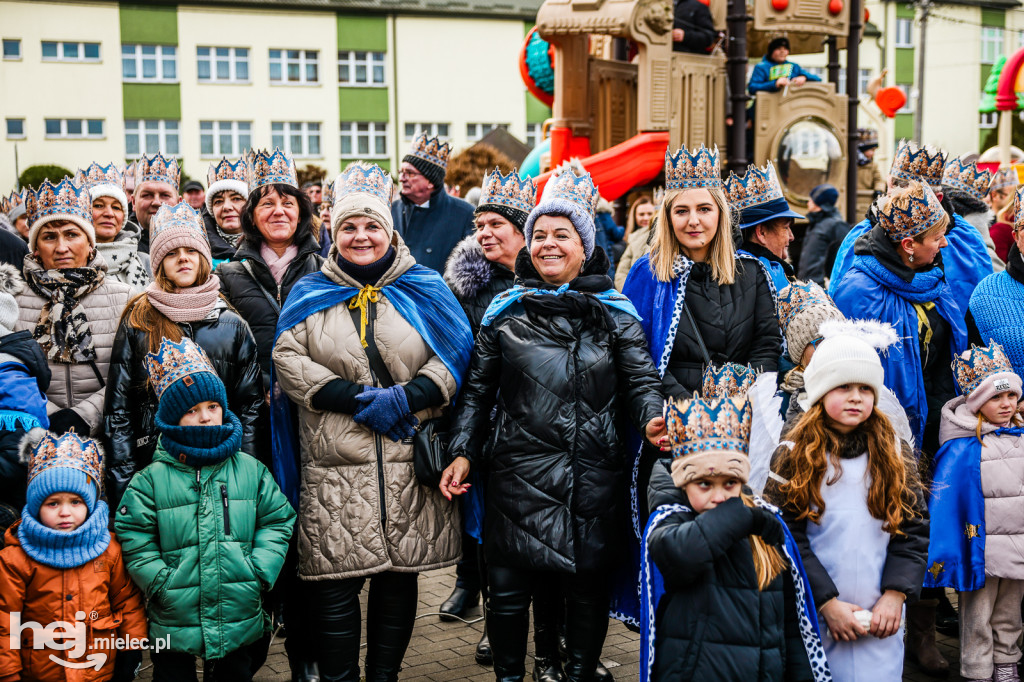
890, 139, 947, 189
545, 168, 600, 217
665, 395, 752, 459
321, 177, 334, 208
74, 162, 124, 191
701, 363, 758, 399
479, 168, 537, 214
27, 429, 104, 494
724, 162, 784, 210
145, 337, 219, 400
777, 280, 838, 331
952, 342, 1016, 396
135, 153, 180, 192
207, 157, 247, 187
247, 147, 298, 191
942, 158, 993, 203
332, 162, 394, 210
407, 132, 451, 169
991, 168, 1019, 192
150, 202, 209, 245
0, 191, 21, 215
877, 181, 946, 241
665, 145, 722, 191
24, 177, 91, 228
1014, 186, 1024, 235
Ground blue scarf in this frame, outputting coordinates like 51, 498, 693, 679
156, 410, 243, 468
922, 429, 1024, 592
17, 501, 110, 569
481, 283, 640, 326
640, 500, 830, 682
271, 266, 474, 507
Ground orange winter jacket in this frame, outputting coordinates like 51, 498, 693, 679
0, 522, 147, 682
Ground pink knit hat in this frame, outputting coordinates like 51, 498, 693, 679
149, 203, 212, 272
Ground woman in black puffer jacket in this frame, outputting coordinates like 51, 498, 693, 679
104, 203, 262, 507
442, 169, 666, 682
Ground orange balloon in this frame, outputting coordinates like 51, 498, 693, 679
875, 86, 907, 118
828, 0, 843, 15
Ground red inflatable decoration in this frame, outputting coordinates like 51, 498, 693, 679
875, 86, 907, 118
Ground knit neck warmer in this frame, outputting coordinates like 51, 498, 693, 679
156, 409, 242, 468
17, 501, 110, 569
24, 259, 105, 363
96, 225, 149, 289
856, 252, 946, 303
336, 247, 396, 286
145, 275, 222, 323
261, 243, 299, 284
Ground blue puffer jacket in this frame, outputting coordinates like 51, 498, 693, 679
748, 57, 821, 94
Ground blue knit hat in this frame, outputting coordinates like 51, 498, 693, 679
525, 160, 600, 258
21, 428, 103, 519
145, 337, 228, 425
810, 184, 839, 208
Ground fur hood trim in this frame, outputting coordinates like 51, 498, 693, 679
443, 235, 494, 300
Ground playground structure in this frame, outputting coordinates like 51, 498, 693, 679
523, 0, 864, 219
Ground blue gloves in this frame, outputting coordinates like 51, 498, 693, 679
354, 385, 419, 442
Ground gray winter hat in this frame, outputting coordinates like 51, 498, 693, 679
523, 160, 599, 259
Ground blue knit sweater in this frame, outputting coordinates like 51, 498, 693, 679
970, 267, 1024, 377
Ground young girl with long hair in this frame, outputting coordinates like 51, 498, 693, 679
641, 392, 828, 682
767, 320, 929, 682
104, 203, 263, 507
925, 343, 1024, 682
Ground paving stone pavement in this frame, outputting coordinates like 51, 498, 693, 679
134, 567, 973, 681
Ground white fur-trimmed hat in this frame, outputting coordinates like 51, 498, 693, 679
206, 157, 249, 213
799, 319, 899, 410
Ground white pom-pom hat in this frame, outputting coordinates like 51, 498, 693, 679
799, 319, 900, 410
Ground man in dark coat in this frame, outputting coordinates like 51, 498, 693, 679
0, 229, 27, 271
799, 184, 851, 286
673, 0, 719, 53
391, 133, 474, 272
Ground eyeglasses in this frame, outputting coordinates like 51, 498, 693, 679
399, 169, 423, 178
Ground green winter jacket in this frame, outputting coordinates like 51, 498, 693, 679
114, 442, 295, 659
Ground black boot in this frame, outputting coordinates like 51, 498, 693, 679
476, 625, 493, 666
533, 657, 567, 682
489, 605, 529, 682
440, 586, 480, 622
291, 662, 320, 682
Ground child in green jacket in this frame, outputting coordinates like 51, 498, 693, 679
115, 337, 294, 681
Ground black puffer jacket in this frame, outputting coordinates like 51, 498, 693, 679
443, 235, 516, 334
215, 229, 323, 389
663, 258, 782, 397
646, 462, 813, 681
448, 250, 664, 572
103, 299, 264, 506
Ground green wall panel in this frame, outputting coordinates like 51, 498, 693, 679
337, 14, 387, 51
339, 87, 389, 121
122, 83, 181, 119
894, 113, 914, 140
120, 4, 178, 45
343, 158, 390, 170
982, 8, 1005, 28
526, 94, 551, 124
894, 49, 915, 83
896, 3, 915, 19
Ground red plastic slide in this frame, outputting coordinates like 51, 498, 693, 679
536, 131, 670, 200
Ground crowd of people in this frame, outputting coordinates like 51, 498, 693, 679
0, 128, 1021, 682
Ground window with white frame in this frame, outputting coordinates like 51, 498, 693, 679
122, 44, 177, 82
804, 66, 825, 80
981, 27, 1004, 65
3, 40, 21, 60
200, 121, 252, 157
340, 122, 388, 158
197, 47, 249, 83
526, 123, 544, 148
271, 122, 321, 157
41, 41, 100, 62
269, 49, 318, 84
466, 123, 509, 143
44, 118, 104, 139
835, 68, 873, 96
5, 119, 25, 139
895, 18, 914, 48
125, 119, 179, 158
403, 122, 450, 142
981, 111, 999, 129
338, 51, 385, 86
896, 84, 915, 113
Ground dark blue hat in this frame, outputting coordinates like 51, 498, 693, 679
810, 184, 839, 208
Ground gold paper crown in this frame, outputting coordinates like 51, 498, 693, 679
150, 202, 209, 245
724, 162, 785, 210
207, 157, 247, 187
1014, 185, 1024, 234
890, 140, 947, 189
544, 168, 600, 217
479, 168, 537, 214
777, 280, 839, 332
135, 153, 181, 191
877, 181, 946, 241
332, 162, 394, 212
27, 429, 104, 494
144, 337, 219, 400
24, 178, 91, 228
0, 191, 23, 216
941, 158, 993, 203
665, 145, 721, 191
952, 343, 1016, 396
665, 394, 752, 460
406, 133, 451, 169
246, 148, 298, 191
74, 162, 124, 191
701, 363, 757, 399
991, 167, 1019, 192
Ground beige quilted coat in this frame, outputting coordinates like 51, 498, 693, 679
15, 252, 133, 436
272, 240, 461, 580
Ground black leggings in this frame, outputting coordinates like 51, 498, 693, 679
307, 571, 419, 682
488, 566, 609, 681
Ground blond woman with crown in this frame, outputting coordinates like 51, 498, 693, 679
622, 146, 782, 532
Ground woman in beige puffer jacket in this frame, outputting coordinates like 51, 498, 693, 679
272, 162, 472, 682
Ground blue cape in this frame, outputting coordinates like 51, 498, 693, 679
640, 500, 830, 682
829, 214, 993, 308
738, 248, 792, 294
831, 255, 967, 448
269, 266, 474, 507
0, 362, 48, 431
481, 283, 641, 327
922, 429, 1024, 591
